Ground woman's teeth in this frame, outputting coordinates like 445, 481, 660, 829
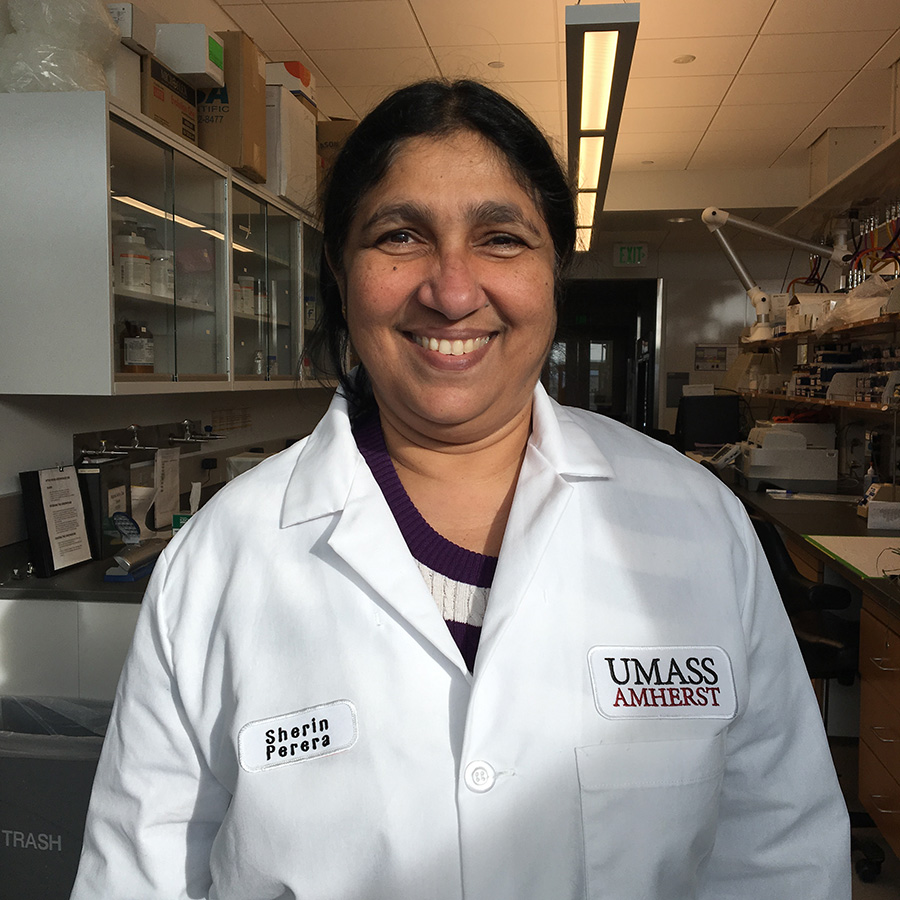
414, 335, 491, 356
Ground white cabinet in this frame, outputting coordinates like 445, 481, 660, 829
0, 91, 321, 396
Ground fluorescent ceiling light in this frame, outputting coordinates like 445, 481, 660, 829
576, 228, 593, 253
112, 194, 205, 229
581, 31, 618, 130
578, 136, 605, 191
566, 3, 640, 247
577, 192, 597, 229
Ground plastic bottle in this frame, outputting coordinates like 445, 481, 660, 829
150, 250, 175, 298
113, 227, 151, 293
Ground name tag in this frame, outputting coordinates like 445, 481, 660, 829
588, 646, 737, 720
238, 700, 358, 772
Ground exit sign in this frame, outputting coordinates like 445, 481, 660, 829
613, 243, 648, 267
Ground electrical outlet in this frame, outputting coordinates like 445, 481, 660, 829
201, 458, 218, 470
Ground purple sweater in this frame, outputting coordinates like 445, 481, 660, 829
353, 412, 497, 671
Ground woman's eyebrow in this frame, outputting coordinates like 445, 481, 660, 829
360, 200, 543, 237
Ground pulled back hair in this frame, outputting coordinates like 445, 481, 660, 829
308, 78, 576, 413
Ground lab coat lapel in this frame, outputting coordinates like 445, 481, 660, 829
329, 473, 467, 672
281, 394, 466, 673
477, 387, 615, 666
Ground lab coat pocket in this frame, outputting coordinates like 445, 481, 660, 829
576, 734, 725, 900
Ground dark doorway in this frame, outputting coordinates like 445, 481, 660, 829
544, 279, 659, 431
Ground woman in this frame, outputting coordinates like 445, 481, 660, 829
72, 80, 850, 899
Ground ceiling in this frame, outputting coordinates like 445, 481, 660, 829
204, 0, 900, 255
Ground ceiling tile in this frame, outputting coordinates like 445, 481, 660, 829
624, 74, 732, 108
722, 71, 855, 106
630, 35, 755, 78
314, 84, 360, 120
687, 146, 780, 169
433, 43, 559, 84
698, 126, 803, 154
626, 0, 772, 39
866, 29, 900, 69
762, 0, 900, 35
742, 31, 895, 74
490, 80, 561, 115
413, 0, 558, 48
615, 130, 705, 155
619, 105, 717, 133
268, 1, 426, 51
708, 102, 823, 134
310, 47, 440, 87
611, 151, 694, 172
225, 4, 301, 55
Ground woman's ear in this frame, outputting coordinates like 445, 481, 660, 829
325, 249, 347, 319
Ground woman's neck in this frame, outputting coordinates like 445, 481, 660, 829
377, 405, 532, 557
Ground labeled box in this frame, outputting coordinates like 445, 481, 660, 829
197, 31, 266, 183
155, 23, 225, 89
140, 55, 198, 145
105, 42, 142, 114
266, 60, 316, 105
106, 2, 155, 56
266, 85, 317, 210
316, 118, 357, 185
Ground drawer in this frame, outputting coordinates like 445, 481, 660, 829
859, 739, 900, 858
860, 608, 900, 705
861, 681, 900, 779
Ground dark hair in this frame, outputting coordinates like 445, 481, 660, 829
308, 78, 576, 413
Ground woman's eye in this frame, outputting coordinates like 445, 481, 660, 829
378, 230, 414, 245
485, 233, 527, 249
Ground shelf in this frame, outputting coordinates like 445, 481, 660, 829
777, 128, 900, 239
115, 288, 218, 312
742, 390, 897, 412
743, 312, 900, 349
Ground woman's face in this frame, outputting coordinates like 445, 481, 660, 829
336, 129, 557, 445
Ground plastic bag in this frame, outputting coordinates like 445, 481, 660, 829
0, 31, 108, 92
8, 0, 119, 63
0, 1, 12, 40
814, 274, 891, 336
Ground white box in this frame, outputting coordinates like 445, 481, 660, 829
105, 42, 141, 113
265, 85, 317, 210
866, 484, 900, 530
266, 61, 317, 104
155, 23, 224, 89
107, 3, 155, 56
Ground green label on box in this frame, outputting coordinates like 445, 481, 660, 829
172, 513, 192, 534
208, 36, 224, 71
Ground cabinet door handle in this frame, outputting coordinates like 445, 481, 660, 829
869, 657, 900, 672
869, 795, 900, 815
871, 725, 899, 743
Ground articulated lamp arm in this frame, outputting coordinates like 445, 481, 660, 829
701, 207, 850, 341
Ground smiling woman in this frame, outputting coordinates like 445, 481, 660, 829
71, 80, 851, 900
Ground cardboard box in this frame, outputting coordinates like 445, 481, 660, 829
316, 118, 357, 184
266, 60, 317, 105
197, 31, 266, 183
862, 484, 900, 529
266, 85, 317, 210
155, 23, 225, 89
106, 3, 155, 56
140, 55, 198, 145
105, 42, 142, 114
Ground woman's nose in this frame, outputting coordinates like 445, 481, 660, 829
416, 249, 485, 320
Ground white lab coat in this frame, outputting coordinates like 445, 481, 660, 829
71, 386, 850, 900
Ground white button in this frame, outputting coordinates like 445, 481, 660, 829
464, 760, 496, 793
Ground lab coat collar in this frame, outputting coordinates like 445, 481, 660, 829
529, 384, 617, 481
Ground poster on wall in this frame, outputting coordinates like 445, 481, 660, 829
695, 343, 739, 372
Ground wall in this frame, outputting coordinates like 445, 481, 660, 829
570, 243, 815, 433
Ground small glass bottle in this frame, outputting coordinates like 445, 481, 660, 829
121, 320, 155, 373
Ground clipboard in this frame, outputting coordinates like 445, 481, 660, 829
19, 465, 93, 577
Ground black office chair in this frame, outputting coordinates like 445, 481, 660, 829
747, 513, 884, 883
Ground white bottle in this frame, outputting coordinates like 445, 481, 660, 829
114, 232, 151, 293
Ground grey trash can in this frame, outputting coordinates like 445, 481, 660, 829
0, 697, 110, 900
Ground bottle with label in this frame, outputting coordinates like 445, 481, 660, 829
113, 223, 151, 293
121, 320, 155, 373
150, 250, 175, 299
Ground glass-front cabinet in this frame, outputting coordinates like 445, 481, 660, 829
0, 91, 318, 396
109, 117, 228, 384
231, 184, 302, 383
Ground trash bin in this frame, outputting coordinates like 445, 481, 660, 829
0, 696, 111, 900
